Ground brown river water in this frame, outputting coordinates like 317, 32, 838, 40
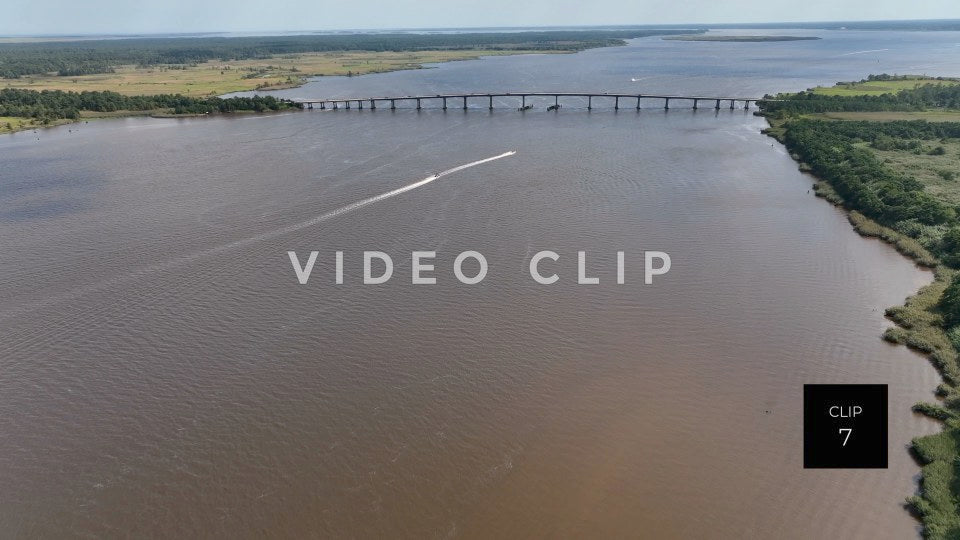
3, 29, 960, 538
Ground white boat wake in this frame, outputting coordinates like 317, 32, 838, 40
239, 150, 516, 246
839, 49, 889, 56
1, 150, 517, 320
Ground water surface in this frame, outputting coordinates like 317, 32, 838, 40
3, 29, 960, 538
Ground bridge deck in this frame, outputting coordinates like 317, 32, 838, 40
293, 92, 766, 103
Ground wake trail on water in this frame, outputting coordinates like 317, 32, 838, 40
215, 150, 516, 251
1, 150, 517, 322
839, 49, 890, 56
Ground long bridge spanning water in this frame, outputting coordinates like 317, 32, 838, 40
293, 92, 767, 111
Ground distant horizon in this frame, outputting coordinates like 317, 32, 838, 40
4, 0, 960, 37
1, 18, 960, 39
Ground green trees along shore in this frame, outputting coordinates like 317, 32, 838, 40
0, 87, 298, 124
760, 76, 960, 539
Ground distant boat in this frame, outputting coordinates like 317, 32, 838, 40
547, 104, 561, 111
518, 104, 533, 111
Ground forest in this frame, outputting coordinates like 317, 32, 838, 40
779, 119, 959, 231
0, 30, 698, 79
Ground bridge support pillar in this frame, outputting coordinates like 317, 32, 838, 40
345, 101, 350, 109
489, 95, 493, 109
463, 96, 467, 110
333, 102, 338, 110
715, 99, 721, 110
443, 97, 447, 110
522, 95, 526, 108
416, 98, 421, 110
664, 98, 670, 110
358, 100, 363, 109
588, 96, 592, 110
693, 99, 698, 110
370, 99, 376, 109
744, 100, 750, 110
391, 99, 396, 110
320, 102, 325, 110
615, 96, 619, 110
637, 96, 641, 110
730, 99, 735, 110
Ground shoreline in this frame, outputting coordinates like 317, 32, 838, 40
760, 104, 960, 536
0, 107, 297, 135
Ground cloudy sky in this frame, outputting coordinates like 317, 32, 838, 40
3, 0, 959, 35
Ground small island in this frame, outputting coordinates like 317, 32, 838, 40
664, 34, 821, 42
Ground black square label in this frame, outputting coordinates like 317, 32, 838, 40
804, 384, 887, 469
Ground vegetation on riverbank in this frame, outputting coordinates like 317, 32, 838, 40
0, 88, 299, 131
760, 75, 960, 539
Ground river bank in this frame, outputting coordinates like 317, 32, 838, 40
760, 77, 960, 538
0, 107, 301, 134
0, 90, 300, 134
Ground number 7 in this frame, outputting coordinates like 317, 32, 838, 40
839, 428, 853, 446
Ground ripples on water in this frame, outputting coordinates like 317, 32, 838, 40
2, 29, 960, 538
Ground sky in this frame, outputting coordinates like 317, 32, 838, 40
3, 0, 960, 35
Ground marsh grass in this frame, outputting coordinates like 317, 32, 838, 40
848, 211, 938, 267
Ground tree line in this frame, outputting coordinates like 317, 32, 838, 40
0, 88, 298, 121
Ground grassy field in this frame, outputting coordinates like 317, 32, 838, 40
0, 50, 559, 97
811, 76, 960, 96
815, 110, 960, 122
862, 139, 960, 205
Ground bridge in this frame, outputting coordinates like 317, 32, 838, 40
292, 92, 766, 112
